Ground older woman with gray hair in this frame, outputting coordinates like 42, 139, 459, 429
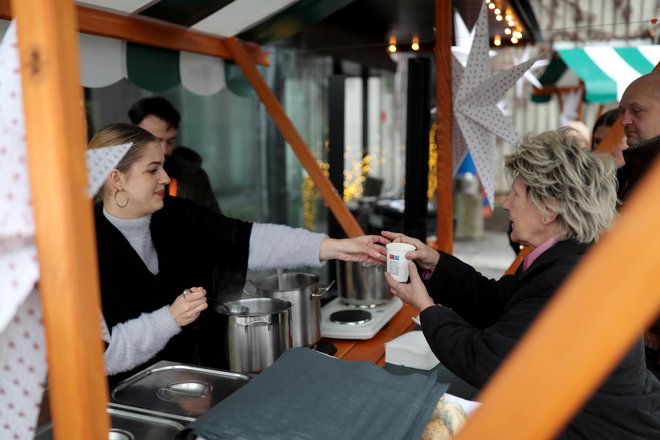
383, 128, 660, 439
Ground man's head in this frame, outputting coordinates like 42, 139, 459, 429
128, 97, 180, 156
619, 73, 660, 147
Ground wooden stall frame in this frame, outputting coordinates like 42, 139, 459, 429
12, 0, 109, 438
434, 0, 454, 253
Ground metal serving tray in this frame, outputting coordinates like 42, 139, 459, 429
34, 405, 185, 440
111, 360, 250, 421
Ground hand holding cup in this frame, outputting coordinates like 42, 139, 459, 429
386, 242, 416, 282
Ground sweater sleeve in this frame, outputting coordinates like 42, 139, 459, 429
248, 223, 326, 270
104, 306, 181, 376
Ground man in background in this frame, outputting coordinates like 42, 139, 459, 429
128, 97, 221, 214
618, 72, 660, 378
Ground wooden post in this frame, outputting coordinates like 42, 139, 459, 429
435, 0, 453, 253
12, 0, 109, 438
457, 160, 660, 439
224, 37, 364, 238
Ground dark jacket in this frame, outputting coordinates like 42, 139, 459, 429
165, 146, 221, 214
95, 197, 252, 385
618, 138, 660, 348
618, 136, 660, 203
420, 240, 660, 439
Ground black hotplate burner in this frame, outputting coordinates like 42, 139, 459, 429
330, 309, 372, 325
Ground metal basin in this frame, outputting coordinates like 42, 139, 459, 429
111, 361, 250, 420
34, 406, 184, 440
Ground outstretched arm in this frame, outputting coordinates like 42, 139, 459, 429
319, 235, 389, 265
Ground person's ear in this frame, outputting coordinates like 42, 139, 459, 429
541, 214, 557, 224
109, 169, 125, 191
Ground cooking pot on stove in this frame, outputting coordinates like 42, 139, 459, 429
254, 273, 332, 347
336, 261, 391, 306
218, 298, 292, 374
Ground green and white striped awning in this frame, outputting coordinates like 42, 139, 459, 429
533, 44, 660, 104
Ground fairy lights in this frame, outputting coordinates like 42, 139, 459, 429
388, 36, 397, 53
487, 0, 524, 45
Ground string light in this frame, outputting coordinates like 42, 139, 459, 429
486, 1, 524, 45
411, 35, 420, 51
427, 123, 438, 202
388, 36, 397, 53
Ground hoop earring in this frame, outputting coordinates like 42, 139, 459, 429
114, 189, 129, 208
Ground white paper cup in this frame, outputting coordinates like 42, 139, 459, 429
386, 243, 416, 282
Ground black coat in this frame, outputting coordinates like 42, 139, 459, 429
420, 240, 660, 439
95, 197, 252, 385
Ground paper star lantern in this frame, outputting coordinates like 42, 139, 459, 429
452, 1, 538, 208
512, 45, 549, 97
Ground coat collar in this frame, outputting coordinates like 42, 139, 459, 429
517, 239, 590, 280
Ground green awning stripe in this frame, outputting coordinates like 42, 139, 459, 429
126, 43, 180, 92
614, 47, 654, 74
557, 48, 616, 103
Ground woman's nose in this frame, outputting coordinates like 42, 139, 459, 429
502, 193, 512, 210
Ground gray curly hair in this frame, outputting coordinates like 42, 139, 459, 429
504, 128, 617, 243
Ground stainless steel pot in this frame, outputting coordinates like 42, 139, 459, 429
254, 273, 331, 347
218, 298, 292, 374
336, 261, 391, 306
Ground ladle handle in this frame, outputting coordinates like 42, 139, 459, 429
311, 280, 335, 298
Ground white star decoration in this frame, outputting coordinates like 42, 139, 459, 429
452, 1, 538, 208
512, 45, 549, 97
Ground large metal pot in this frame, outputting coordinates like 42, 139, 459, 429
254, 273, 330, 347
336, 261, 391, 306
218, 298, 292, 374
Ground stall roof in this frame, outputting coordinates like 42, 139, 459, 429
76, 0, 542, 72
533, 43, 660, 104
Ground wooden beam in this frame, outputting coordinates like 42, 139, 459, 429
0, 0, 270, 66
223, 37, 364, 238
457, 156, 660, 439
12, 0, 109, 439
434, 0, 453, 253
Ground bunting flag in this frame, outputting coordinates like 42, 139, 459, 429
0, 21, 47, 440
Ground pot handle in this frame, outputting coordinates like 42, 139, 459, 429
311, 280, 335, 298
240, 320, 272, 333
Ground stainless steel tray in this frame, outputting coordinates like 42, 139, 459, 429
34, 405, 184, 439
111, 360, 250, 420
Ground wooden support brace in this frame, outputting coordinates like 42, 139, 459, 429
434, 0, 453, 253
12, 0, 109, 438
224, 37, 364, 238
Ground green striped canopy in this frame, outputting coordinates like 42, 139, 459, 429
534, 45, 660, 104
